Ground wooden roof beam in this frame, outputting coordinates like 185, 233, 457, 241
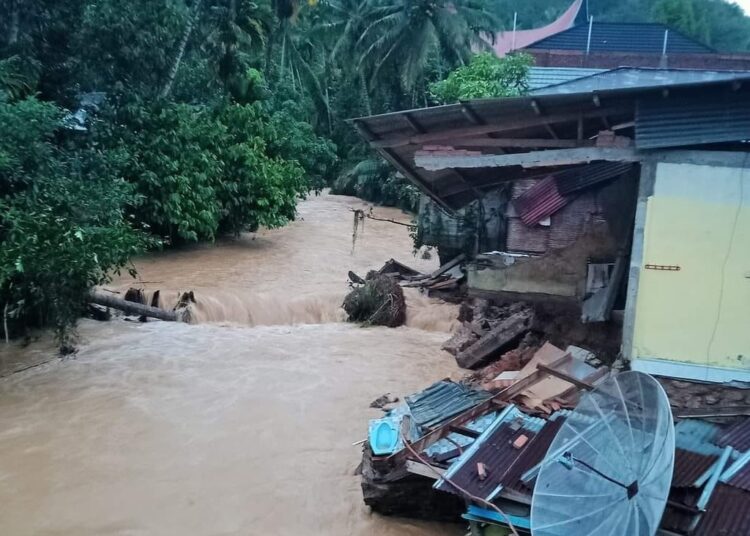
371, 106, 632, 148
404, 113, 426, 134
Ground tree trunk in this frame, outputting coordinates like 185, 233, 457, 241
8, 0, 20, 46
359, 70, 372, 116
88, 291, 179, 322
160, 0, 201, 99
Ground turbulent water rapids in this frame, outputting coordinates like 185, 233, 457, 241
0, 193, 464, 536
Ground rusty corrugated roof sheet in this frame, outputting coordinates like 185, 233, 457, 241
672, 449, 718, 488
695, 484, 750, 536
513, 177, 568, 226
499, 417, 566, 494
435, 423, 537, 499
717, 417, 750, 452
434, 406, 545, 500
727, 464, 750, 492
554, 162, 634, 196
405, 381, 491, 429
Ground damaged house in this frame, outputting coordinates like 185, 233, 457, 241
353, 68, 750, 383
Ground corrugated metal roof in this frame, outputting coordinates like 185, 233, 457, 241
435, 406, 546, 499
499, 417, 566, 494
353, 71, 750, 212
525, 22, 714, 54
514, 177, 568, 225
554, 162, 634, 196
718, 418, 750, 452
636, 94, 750, 149
673, 449, 719, 488
727, 463, 750, 492
532, 68, 748, 96
527, 67, 605, 90
675, 419, 723, 456
695, 484, 750, 535
405, 381, 491, 429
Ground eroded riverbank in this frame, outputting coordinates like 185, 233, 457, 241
0, 193, 463, 535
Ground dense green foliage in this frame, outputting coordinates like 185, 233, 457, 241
430, 52, 533, 103
0, 97, 148, 341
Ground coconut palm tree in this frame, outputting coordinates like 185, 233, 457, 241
357, 0, 498, 90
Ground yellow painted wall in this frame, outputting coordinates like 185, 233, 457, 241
632, 163, 750, 371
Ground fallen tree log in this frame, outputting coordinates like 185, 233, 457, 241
88, 291, 179, 322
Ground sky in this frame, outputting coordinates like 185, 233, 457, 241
734, 0, 750, 14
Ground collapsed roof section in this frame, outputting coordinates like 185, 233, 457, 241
351, 70, 750, 212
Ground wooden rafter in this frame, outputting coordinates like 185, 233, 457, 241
371, 106, 631, 149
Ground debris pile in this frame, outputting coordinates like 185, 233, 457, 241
358, 340, 750, 535
343, 273, 407, 327
360, 342, 605, 525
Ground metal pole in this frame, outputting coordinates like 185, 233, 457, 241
586, 16, 594, 55
662, 29, 669, 56
511, 12, 518, 51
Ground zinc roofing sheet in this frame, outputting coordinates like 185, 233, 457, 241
513, 177, 568, 226
405, 381, 490, 429
694, 484, 750, 536
717, 417, 750, 453
500, 417, 566, 494
554, 162, 634, 196
727, 463, 750, 492
435, 406, 546, 499
672, 449, 718, 488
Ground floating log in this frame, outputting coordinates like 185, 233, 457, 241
88, 291, 178, 322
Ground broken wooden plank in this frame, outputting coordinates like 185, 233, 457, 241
416, 147, 641, 171
405, 459, 444, 479
456, 309, 535, 369
536, 363, 596, 392
89, 291, 178, 322
428, 253, 466, 279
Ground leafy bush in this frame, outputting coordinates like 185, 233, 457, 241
0, 98, 149, 341
117, 102, 224, 242
114, 100, 315, 242
331, 158, 419, 212
429, 52, 533, 103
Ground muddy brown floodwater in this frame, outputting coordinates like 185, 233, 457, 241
0, 193, 464, 536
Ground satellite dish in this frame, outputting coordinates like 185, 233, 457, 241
530, 371, 674, 536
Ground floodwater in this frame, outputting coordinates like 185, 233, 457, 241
0, 193, 463, 536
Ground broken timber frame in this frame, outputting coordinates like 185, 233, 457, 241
370, 106, 630, 149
